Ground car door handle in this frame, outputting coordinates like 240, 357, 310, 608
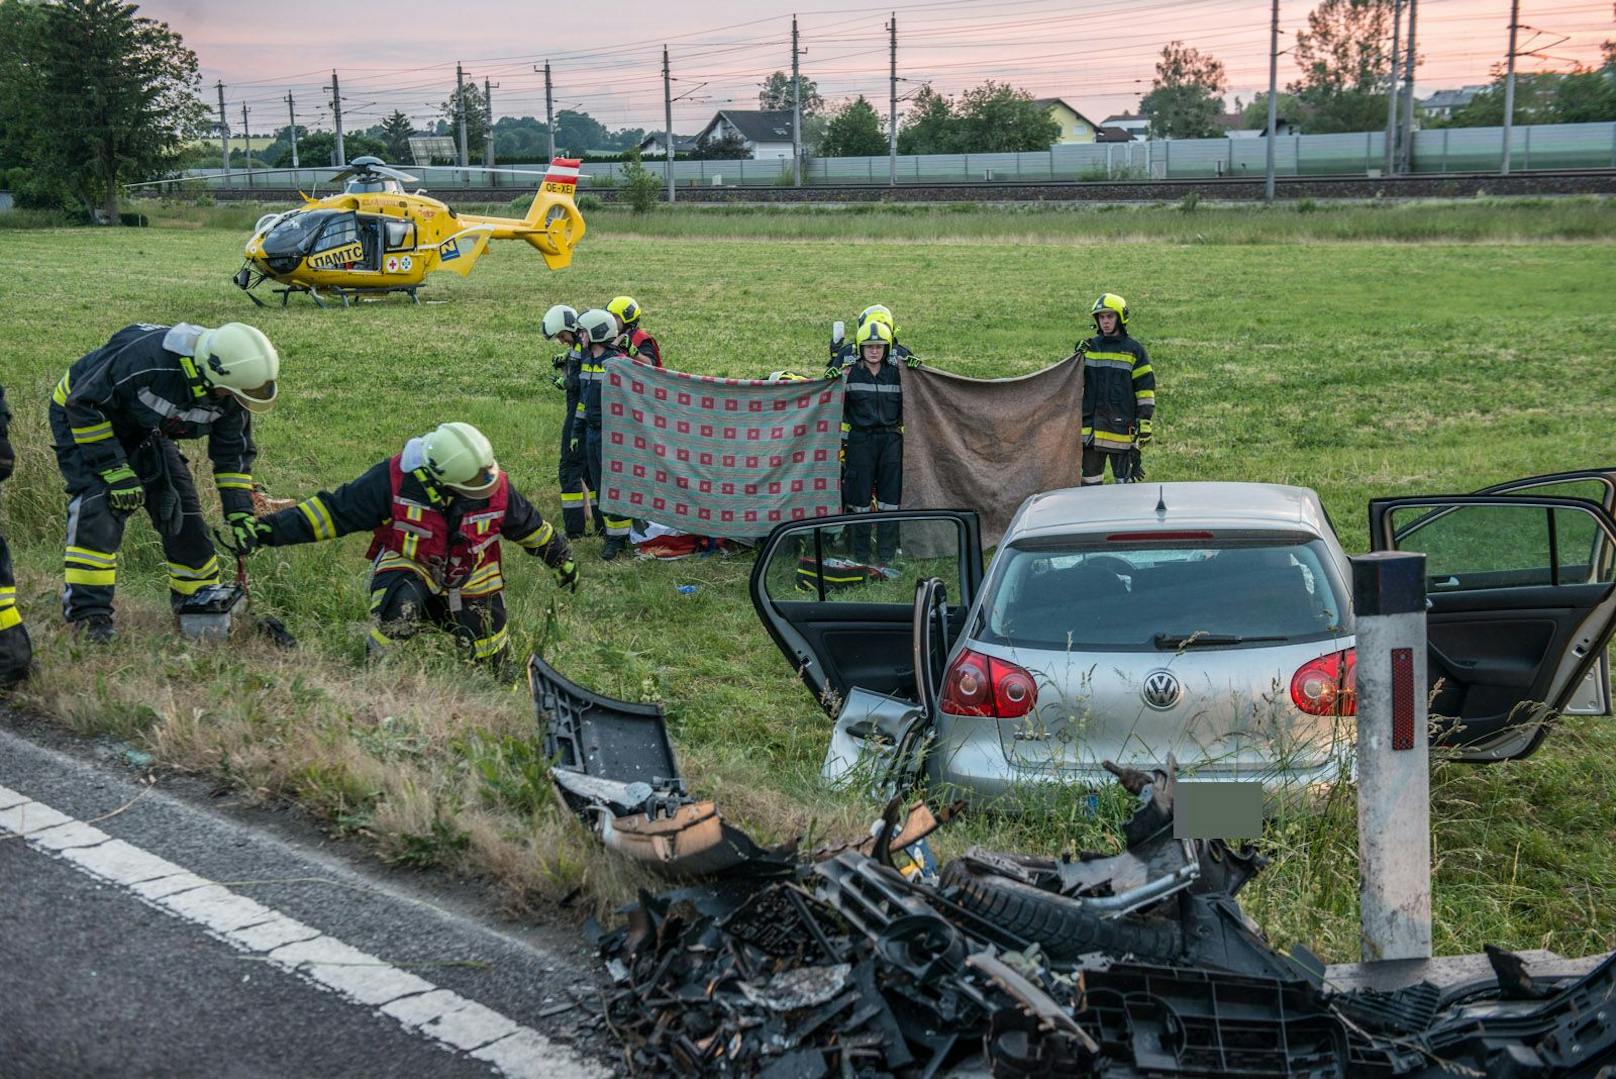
1432, 576, 1460, 588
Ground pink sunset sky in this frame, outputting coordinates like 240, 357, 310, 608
141, 0, 1613, 134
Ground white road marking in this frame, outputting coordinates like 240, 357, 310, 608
0, 783, 604, 1079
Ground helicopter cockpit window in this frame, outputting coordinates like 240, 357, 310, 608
315, 212, 359, 251
383, 219, 414, 250
261, 209, 341, 259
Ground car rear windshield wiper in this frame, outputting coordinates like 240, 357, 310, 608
1153, 632, 1288, 649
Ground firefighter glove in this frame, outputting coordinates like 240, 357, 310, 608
904, 355, 923, 370
100, 465, 144, 514
553, 558, 579, 593
838, 444, 846, 465
568, 433, 581, 454
823, 365, 844, 381
228, 511, 272, 554
1136, 419, 1153, 448
550, 373, 566, 392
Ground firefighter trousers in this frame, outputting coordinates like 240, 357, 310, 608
583, 425, 631, 539
366, 567, 509, 666
558, 404, 588, 539
49, 416, 222, 624
1082, 445, 1141, 486
0, 527, 32, 684
844, 427, 902, 564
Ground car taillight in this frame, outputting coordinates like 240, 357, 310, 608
1290, 648, 1356, 716
940, 648, 1038, 719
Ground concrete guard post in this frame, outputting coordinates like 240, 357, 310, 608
1352, 551, 1432, 962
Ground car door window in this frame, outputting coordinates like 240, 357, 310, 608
1388, 503, 1615, 590
763, 518, 969, 605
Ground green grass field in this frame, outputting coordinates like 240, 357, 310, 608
1, 199, 1613, 959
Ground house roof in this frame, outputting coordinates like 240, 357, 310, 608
697, 110, 796, 145
1030, 97, 1100, 129
1101, 112, 1146, 124
638, 132, 700, 151
1421, 86, 1486, 109
1095, 125, 1135, 142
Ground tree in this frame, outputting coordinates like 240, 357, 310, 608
951, 80, 1060, 152
1139, 41, 1228, 139
758, 71, 824, 116
5, 0, 208, 220
1289, 0, 1396, 133
552, 109, 608, 153
1240, 91, 1306, 129
275, 131, 385, 168
617, 147, 661, 214
438, 83, 488, 157
897, 84, 956, 154
688, 131, 751, 160
379, 110, 414, 162
817, 96, 887, 157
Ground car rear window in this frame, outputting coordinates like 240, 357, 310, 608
980, 538, 1347, 651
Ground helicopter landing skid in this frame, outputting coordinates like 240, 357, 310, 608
272, 283, 424, 309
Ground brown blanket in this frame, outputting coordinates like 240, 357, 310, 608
901, 356, 1084, 547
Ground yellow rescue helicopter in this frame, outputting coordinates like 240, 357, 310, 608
233, 156, 586, 307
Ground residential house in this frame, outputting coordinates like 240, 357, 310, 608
1031, 98, 1100, 144
1220, 112, 1301, 138
1100, 113, 1150, 140
1094, 126, 1135, 143
637, 132, 701, 158
1420, 85, 1487, 121
692, 110, 797, 160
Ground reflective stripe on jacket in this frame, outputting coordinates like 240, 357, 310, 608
1080, 332, 1153, 451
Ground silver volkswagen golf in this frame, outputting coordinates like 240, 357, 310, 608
751, 471, 1616, 797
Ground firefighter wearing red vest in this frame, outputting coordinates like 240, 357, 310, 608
0, 383, 32, 686
237, 422, 577, 666
606, 295, 663, 369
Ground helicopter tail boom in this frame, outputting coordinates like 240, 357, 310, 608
459, 157, 587, 271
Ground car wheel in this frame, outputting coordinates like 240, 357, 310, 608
940, 859, 1182, 962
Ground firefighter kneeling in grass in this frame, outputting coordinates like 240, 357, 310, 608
237, 422, 577, 668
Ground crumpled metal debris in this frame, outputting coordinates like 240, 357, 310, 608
537, 657, 1615, 1077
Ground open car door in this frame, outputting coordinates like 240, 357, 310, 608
749, 510, 985, 709
1369, 487, 1616, 761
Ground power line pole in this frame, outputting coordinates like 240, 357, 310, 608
286, 92, 299, 169
1264, 0, 1279, 201
484, 78, 496, 170
791, 14, 802, 188
663, 45, 675, 204
241, 102, 252, 187
215, 81, 230, 185
888, 13, 898, 186
1398, 0, 1418, 174
456, 62, 469, 169
1501, 0, 1520, 175
330, 70, 345, 166
544, 61, 556, 160
1384, 0, 1401, 175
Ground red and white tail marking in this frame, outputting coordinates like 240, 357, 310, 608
542, 157, 581, 194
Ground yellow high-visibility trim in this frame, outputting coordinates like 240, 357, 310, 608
840, 422, 852, 434
297, 496, 336, 541
1132, 364, 1153, 380
1135, 390, 1156, 401
65, 567, 116, 586
215, 472, 254, 491
167, 573, 220, 597
368, 626, 396, 649
1091, 430, 1134, 447
404, 504, 422, 522
72, 422, 114, 444
166, 557, 220, 581
0, 606, 20, 631
401, 532, 419, 560
0, 586, 14, 602
513, 522, 553, 548
65, 546, 117, 567
1084, 350, 1137, 364
560, 492, 584, 504
52, 373, 72, 406
471, 625, 509, 659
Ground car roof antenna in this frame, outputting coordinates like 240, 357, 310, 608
1155, 486, 1167, 516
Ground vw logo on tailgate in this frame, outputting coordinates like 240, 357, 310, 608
1141, 669, 1183, 710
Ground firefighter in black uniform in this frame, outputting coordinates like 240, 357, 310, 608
607, 296, 663, 369
575, 309, 634, 560
48, 322, 280, 641
836, 320, 909, 572
236, 422, 577, 668
1080, 293, 1154, 486
829, 304, 915, 370
543, 304, 589, 539
0, 384, 32, 685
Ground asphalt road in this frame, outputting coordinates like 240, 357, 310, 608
0, 720, 615, 1079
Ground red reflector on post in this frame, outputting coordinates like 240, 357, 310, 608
1391, 646, 1414, 750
